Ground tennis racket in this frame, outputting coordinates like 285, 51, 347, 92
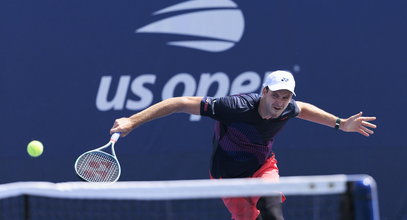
74, 132, 121, 183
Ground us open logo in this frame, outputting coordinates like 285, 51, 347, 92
135, 0, 245, 52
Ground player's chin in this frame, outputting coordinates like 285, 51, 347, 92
272, 108, 283, 114
271, 112, 282, 119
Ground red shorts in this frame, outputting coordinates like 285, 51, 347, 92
213, 155, 285, 220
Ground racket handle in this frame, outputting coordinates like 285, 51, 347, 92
110, 132, 121, 143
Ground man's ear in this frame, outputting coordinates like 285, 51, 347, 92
261, 87, 268, 96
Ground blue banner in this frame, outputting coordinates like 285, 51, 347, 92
1, 0, 406, 219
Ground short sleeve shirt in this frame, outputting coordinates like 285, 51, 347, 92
200, 93, 299, 178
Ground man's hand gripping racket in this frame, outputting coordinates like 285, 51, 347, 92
74, 132, 121, 183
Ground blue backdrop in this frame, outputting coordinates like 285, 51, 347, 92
1, 0, 406, 219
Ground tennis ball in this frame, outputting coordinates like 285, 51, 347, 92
27, 140, 44, 157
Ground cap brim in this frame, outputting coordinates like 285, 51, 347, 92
267, 85, 296, 96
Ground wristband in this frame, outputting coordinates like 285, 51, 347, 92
335, 118, 341, 130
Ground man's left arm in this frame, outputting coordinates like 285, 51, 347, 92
296, 101, 377, 137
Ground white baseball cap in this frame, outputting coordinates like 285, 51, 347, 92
262, 70, 296, 96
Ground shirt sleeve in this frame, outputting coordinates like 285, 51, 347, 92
285, 99, 300, 119
200, 95, 255, 121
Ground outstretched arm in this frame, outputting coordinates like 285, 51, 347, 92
110, 96, 202, 137
296, 101, 377, 137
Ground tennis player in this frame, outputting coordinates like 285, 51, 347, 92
110, 70, 377, 220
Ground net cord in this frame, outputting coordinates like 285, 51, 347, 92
0, 174, 374, 201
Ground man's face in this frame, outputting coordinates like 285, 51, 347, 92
261, 88, 293, 119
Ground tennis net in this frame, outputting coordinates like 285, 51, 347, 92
0, 174, 379, 220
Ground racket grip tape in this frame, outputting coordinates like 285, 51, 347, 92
110, 132, 121, 143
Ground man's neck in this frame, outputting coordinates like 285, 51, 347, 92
258, 98, 272, 119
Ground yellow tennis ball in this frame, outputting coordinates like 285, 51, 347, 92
27, 140, 44, 157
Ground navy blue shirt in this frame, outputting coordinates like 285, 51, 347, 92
200, 93, 299, 178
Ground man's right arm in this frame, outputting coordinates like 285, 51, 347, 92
110, 96, 203, 136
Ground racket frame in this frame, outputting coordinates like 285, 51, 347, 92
74, 133, 121, 183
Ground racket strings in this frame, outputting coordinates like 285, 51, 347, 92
76, 152, 120, 182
